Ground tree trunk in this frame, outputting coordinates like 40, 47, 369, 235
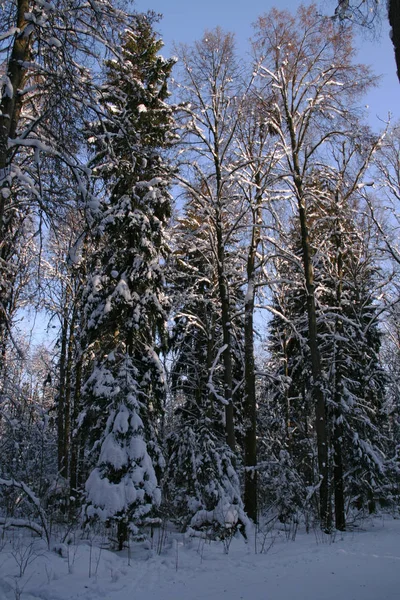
284, 93, 331, 529
333, 415, 345, 530
63, 307, 77, 480
206, 309, 216, 415
297, 190, 331, 531
117, 519, 128, 551
333, 207, 346, 531
57, 311, 69, 477
0, 0, 31, 357
389, 0, 400, 81
69, 351, 82, 502
243, 291, 257, 522
0, 0, 31, 227
243, 184, 262, 523
216, 228, 236, 451
214, 142, 236, 451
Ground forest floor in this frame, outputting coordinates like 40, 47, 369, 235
0, 514, 399, 599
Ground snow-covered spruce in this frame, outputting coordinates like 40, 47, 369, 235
165, 198, 246, 534
80, 14, 174, 549
263, 164, 388, 525
84, 354, 161, 546
165, 413, 249, 537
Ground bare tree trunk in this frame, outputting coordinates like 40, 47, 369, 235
70, 241, 87, 504
0, 1, 31, 358
282, 86, 330, 528
243, 182, 262, 523
57, 311, 68, 477
0, 0, 31, 227
0, 0, 30, 162
389, 0, 400, 81
297, 193, 331, 531
216, 230, 236, 451
214, 145, 236, 451
63, 307, 77, 480
117, 519, 128, 551
333, 415, 345, 530
333, 205, 345, 530
243, 290, 257, 521
206, 309, 216, 415
70, 348, 83, 503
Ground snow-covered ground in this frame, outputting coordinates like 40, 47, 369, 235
0, 516, 399, 600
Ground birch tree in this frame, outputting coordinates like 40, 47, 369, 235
252, 3, 377, 529
174, 29, 246, 452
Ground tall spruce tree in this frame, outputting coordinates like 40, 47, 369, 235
164, 197, 246, 532
265, 175, 387, 528
81, 14, 174, 549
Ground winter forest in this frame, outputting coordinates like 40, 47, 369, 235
1, 0, 400, 597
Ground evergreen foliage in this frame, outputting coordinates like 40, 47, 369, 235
264, 181, 388, 522
164, 199, 246, 531
81, 14, 174, 546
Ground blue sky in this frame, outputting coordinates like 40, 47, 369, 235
135, 0, 399, 131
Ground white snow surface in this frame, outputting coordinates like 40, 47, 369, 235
0, 517, 399, 599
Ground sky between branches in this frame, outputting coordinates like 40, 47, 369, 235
135, 0, 399, 131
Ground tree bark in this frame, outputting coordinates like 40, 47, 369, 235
69, 351, 82, 502
389, 0, 400, 81
333, 207, 346, 531
57, 310, 68, 477
243, 288, 258, 522
214, 137, 236, 451
63, 306, 77, 480
0, 0, 31, 223
283, 91, 331, 529
243, 178, 262, 523
216, 229, 236, 451
297, 192, 331, 531
333, 415, 345, 530
117, 519, 128, 551
0, 1, 31, 358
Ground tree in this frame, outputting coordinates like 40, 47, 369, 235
265, 157, 388, 528
165, 407, 246, 535
0, 337, 57, 517
229, 95, 280, 521
0, 0, 126, 363
174, 29, 246, 453
165, 199, 245, 529
40, 201, 89, 493
388, 0, 400, 80
81, 14, 174, 549
252, 4, 378, 529
332, 0, 400, 82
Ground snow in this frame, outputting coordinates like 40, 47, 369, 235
99, 434, 128, 470
0, 517, 400, 599
190, 500, 239, 530
47, 37, 62, 48
0, 75, 13, 99
85, 468, 140, 518
0, 27, 19, 42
